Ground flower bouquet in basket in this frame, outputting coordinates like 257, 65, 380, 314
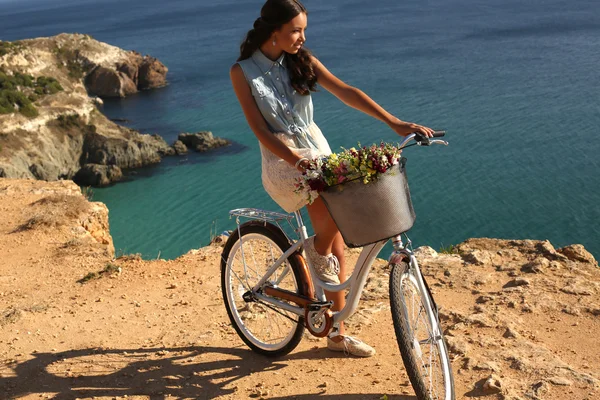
295, 142, 416, 247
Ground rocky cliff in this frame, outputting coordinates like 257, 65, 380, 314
1, 177, 598, 400
0, 33, 175, 186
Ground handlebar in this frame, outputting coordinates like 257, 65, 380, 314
398, 130, 448, 149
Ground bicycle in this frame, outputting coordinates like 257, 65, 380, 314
220, 132, 455, 400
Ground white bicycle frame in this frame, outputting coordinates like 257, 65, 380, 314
243, 214, 444, 342
241, 132, 447, 330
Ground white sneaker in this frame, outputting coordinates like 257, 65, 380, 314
303, 236, 340, 284
327, 335, 376, 357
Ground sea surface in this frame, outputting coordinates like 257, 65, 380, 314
1, 0, 598, 259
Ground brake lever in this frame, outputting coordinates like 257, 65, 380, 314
430, 139, 449, 146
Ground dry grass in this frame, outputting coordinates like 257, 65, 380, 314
77, 263, 121, 284
1, 303, 48, 327
116, 253, 143, 262
19, 194, 90, 230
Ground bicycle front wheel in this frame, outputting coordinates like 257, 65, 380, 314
221, 221, 306, 357
389, 261, 455, 400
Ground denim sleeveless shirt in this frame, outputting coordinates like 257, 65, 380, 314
237, 49, 319, 150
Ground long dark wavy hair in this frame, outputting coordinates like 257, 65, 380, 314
238, 0, 317, 95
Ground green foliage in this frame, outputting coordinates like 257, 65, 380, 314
439, 244, 459, 254
0, 72, 63, 117
0, 94, 15, 114
55, 113, 97, 135
57, 113, 83, 128
77, 263, 121, 284
53, 46, 89, 80
36, 76, 63, 94
0, 89, 36, 117
81, 186, 94, 201
0, 41, 22, 57
19, 103, 38, 118
14, 72, 34, 87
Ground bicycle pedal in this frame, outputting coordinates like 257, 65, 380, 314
307, 300, 333, 311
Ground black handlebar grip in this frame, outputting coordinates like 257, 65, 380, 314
432, 130, 446, 137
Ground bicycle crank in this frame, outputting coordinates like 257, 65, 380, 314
305, 301, 334, 337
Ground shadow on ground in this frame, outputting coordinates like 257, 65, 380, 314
0, 345, 417, 399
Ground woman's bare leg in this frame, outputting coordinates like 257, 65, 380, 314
306, 197, 347, 336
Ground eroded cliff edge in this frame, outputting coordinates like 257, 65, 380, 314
1, 177, 598, 399
1, 34, 177, 186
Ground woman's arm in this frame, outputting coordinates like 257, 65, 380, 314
230, 64, 308, 170
312, 57, 434, 137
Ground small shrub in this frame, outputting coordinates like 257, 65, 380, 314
61, 237, 87, 249
34, 194, 90, 219
0, 41, 22, 57
77, 263, 122, 284
0, 96, 15, 114
19, 103, 38, 118
439, 244, 459, 254
19, 194, 90, 231
35, 76, 63, 94
117, 253, 143, 262
57, 113, 83, 128
81, 185, 94, 201
14, 72, 34, 87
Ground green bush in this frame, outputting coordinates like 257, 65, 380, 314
0, 95, 15, 114
14, 72, 34, 87
0, 41, 21, 57
20, 103, 38, 118
57, 113, 83, 128
0, 72, 63, 117
36, 76, 63, 94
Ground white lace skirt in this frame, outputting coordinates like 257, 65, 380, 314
260, 123, 332, 213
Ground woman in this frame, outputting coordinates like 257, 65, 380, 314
230, 0, 435, 357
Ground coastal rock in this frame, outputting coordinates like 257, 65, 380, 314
557, 244, 598, 266
521, 257, 550, 273
172, 140, 188, 155
414, 246, 438, 259
0, 34, 181, 186
81, 130, 169, 169
116, 58, 140, 84
29, 161, 61, 181
85, 66, 138, 98
74, 164, 122, 186
138, 57, 168, 89
178, 131, 230, 152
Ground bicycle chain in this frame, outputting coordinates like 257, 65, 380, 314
256, 299, 300, 324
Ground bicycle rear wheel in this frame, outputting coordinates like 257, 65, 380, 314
389, 261, 455, 400
221, 221, 306, 357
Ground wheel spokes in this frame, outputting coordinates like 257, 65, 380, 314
227, 234, 299, 349
400, 273, 448, 399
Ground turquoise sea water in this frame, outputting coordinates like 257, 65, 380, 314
1, 0, 599, 259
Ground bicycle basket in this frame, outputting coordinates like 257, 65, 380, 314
320, 157, 415, 247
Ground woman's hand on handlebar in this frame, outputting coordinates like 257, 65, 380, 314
388, 118, 435, 138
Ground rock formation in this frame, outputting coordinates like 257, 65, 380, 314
0, 34, 178, 187
0, 178, 598, 399
178, 131, 231, 152
86, 52, 168, 98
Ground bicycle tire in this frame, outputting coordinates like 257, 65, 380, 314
221, 221, 307, 357
389, 261, 455, 400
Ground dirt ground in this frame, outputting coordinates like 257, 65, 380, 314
1, 178, 599, 400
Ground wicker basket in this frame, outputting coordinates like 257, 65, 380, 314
320, 158, 415, 247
